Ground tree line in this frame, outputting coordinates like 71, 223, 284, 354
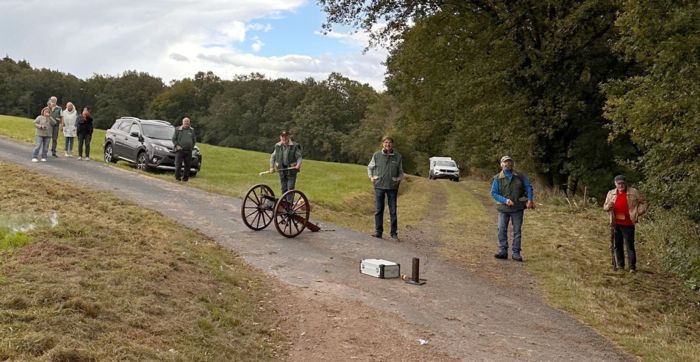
0, 59, 382, 166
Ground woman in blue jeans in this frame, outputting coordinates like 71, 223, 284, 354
32, 107, 56, 162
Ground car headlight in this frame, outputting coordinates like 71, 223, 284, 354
153, 145, 169, 153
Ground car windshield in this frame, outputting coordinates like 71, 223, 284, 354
436, 161, 456, 167
142, 124, 174, 140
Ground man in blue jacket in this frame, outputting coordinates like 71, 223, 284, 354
491, 156, 534, 261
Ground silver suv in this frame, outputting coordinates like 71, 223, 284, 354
103, 117, 202, 176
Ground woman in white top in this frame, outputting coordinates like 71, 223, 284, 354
61, 102, 78, 157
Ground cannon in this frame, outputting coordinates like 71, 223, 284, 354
240, 184, 320, 238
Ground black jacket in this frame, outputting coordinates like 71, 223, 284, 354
77, 114, 93, 135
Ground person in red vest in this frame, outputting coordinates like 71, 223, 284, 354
603, 175, 647, 273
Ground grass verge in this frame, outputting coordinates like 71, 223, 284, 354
438, 179, 700, 361
0, 160, 283, 361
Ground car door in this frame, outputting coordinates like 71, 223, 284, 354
123, 122, 143, 162
113, 120, 133, 158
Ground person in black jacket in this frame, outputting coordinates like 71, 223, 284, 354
76, 106, 94, 160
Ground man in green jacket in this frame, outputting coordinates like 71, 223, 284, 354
269, 130, 302, 196
172, 117, 196, 182
367, 136, 404, 241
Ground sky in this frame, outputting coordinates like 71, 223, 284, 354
0, 0, 388, 90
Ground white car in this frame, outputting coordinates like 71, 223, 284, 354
429, 157, 460, 181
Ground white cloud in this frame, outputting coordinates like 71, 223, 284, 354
0, 0, 387, 89
251, 37, 264, 52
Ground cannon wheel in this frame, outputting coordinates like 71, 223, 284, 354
241, 184, 275, 231
273, 190, 310, 238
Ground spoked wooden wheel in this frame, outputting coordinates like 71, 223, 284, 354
241, 184, 276, 231
273, 190, 310, 238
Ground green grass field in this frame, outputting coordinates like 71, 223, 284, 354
2, 114, 698, 361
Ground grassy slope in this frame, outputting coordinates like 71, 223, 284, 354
0, 161, 283, 360
2, 115, 699, 361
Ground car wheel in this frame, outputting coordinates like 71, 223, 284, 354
136, 151, 148, 170
104, 143, 118, 163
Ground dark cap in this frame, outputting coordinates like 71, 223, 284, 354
280, 130, 290, 136
614, 175, 626, 182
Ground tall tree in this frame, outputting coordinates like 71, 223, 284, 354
291, 73, 378, 162
92, 71, 165, 129
604, 0, 700, 221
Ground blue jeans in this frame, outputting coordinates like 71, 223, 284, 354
497, 210, 524, 255
279, 171, 297, 198
32, 136, 50, 158
64, 136, 74, 152
374, 188, 398, 236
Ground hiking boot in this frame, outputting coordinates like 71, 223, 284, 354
390, 234, 400, 242
371, 233, 382, 239
494, 251, 508, 259
630, 268, 636, 274
512, 254, 523, 262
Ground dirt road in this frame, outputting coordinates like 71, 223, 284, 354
0, 137, 629, 361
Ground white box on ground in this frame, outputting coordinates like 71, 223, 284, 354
360, 259, 400, 279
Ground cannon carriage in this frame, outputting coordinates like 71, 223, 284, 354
240, 184, 320, 238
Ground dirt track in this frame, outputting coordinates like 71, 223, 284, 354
0, 137, 630, 361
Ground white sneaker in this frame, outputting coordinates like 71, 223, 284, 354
40, 158, 47, 162
31, 158, 38, 163
64, 152, 69, 157
77, 157, 82, 160
84, 157, 90, 161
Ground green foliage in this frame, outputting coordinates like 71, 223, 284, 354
639, 209, 700, 291
604, 0, 700, 221
200, 74, 308, 152
91, 71, 165, 129
0, 58, 164, 130
291, 73, 378, 162
355, 1, 631, 196
343, 94, 399, 165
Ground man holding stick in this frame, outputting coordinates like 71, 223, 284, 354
269, 130, 302, 196
603, 175, 647, 273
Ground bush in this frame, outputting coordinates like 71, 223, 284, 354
639, 209, 700, 291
